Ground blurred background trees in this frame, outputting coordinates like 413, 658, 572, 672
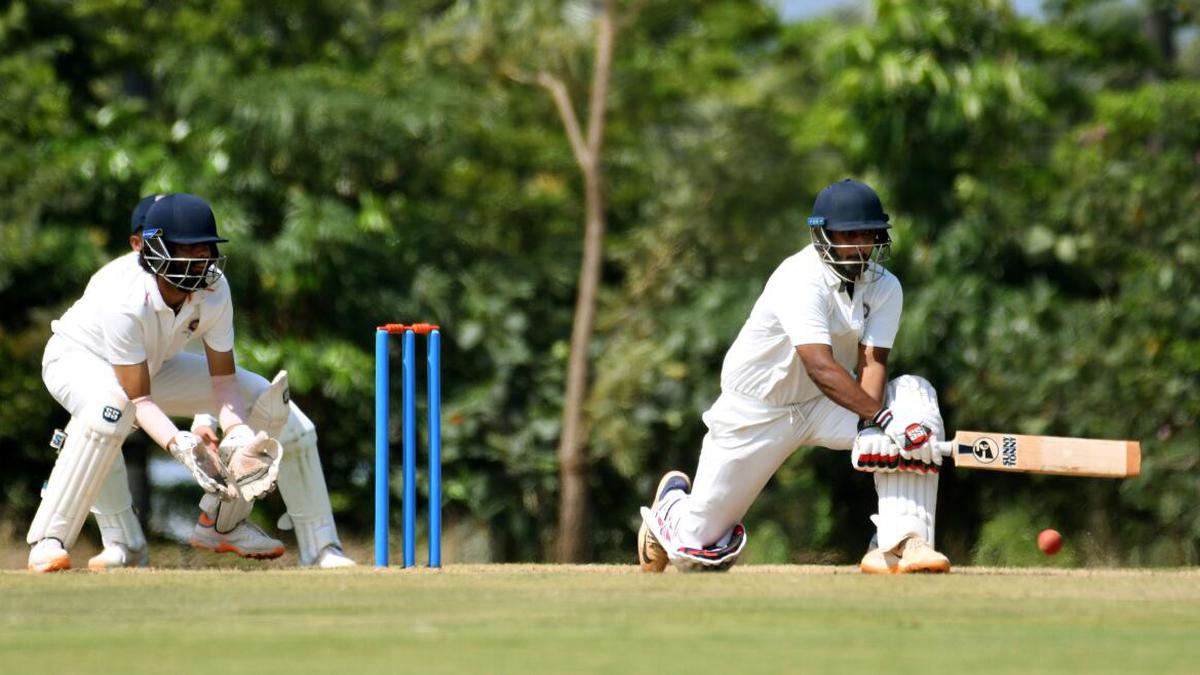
1, 0, 1196, 566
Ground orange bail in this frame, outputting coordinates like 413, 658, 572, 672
377, 323, 440, 334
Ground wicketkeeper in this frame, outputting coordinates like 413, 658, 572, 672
29, 194, 336, 572
638, 179, 951, 574
73, 194, 355, 571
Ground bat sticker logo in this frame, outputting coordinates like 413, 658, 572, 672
971, 437, 998, 464
1002, 436, 1017, 467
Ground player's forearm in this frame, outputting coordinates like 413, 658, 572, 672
806, 359, 882, 419
211, 374, 248, 433
132, 396, 182, 450
857, 359, 887, 405
205, 346, 247, 432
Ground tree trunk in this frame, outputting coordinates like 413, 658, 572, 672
1143, 7, 1176, 66
554, 2, 615, 563
556, 163, 605, 562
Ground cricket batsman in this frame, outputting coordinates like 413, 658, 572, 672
77, 194, 355, 571
638, 179, 950, 574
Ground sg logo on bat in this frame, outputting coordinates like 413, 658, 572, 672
970, 437, 998, 463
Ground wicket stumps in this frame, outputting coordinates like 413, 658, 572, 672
375, 322, 442, 568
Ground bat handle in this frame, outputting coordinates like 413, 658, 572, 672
933, 440, 954, 457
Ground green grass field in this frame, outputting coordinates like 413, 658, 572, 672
2, 562, 1198, 674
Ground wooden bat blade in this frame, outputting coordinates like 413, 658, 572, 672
934, 431, 1141, 478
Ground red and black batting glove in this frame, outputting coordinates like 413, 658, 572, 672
861, 408, 938, 474
897, 422, 938, 474
858, 407, 894, 433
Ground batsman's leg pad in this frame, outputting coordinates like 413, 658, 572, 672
27, 391, 135, 548
875, 374, 941, 549
871, 470, 938, 553
885, 374, 945, 442
276, 403, 344, 565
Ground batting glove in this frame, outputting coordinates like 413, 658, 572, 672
851, 427, 900, 473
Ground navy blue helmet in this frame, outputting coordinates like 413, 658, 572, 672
139, 194, 228, 291
807, 179, 892, 284
130, 194, 166, 233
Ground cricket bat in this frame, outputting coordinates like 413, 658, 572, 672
933, 431, 1141, 478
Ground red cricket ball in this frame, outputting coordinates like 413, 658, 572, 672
1038, 528, 1063, 556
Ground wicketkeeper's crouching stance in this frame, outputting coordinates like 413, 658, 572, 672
28, 193, 349, 572
638, 179, 951, 574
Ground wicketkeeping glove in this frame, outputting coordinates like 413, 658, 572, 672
168, 431, 238, 499
218, 425, 283, 501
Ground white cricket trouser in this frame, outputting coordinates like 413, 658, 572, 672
672, 376, 940, 551
42, 335, 273, 523
43, 335, 273, 421
672, 390, 857, 549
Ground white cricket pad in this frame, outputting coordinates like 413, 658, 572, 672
871, 470, 938, 552
247, 370, 290, 438
28, 392, 136, 548
90, 453, 147, 551
886, 374, 945, 441
275, 404, 344, 565
868, 374, 943, 550
93, 508, 147, 552
213, 495, 254, 534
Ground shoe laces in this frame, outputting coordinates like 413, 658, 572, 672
901, 536, 933, 555
240, 520, 270, 537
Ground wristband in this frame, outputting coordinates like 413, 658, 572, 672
858, 407, 893, 432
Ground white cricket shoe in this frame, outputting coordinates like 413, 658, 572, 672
309, 545, 357, 569
88, 543, 149, 571
859, 545, 901, 574
190, 513, 285, 560
860, 535, 950, 574
897, 535, 951, 574
637, 470, 692, 572
28, 538, 71, 573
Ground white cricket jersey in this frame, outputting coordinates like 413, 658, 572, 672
720, 245, 902, 406
49, 252, 235, 375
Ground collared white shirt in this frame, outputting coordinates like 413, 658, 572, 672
50, 252, 235, 375
720, 245, 902, 406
